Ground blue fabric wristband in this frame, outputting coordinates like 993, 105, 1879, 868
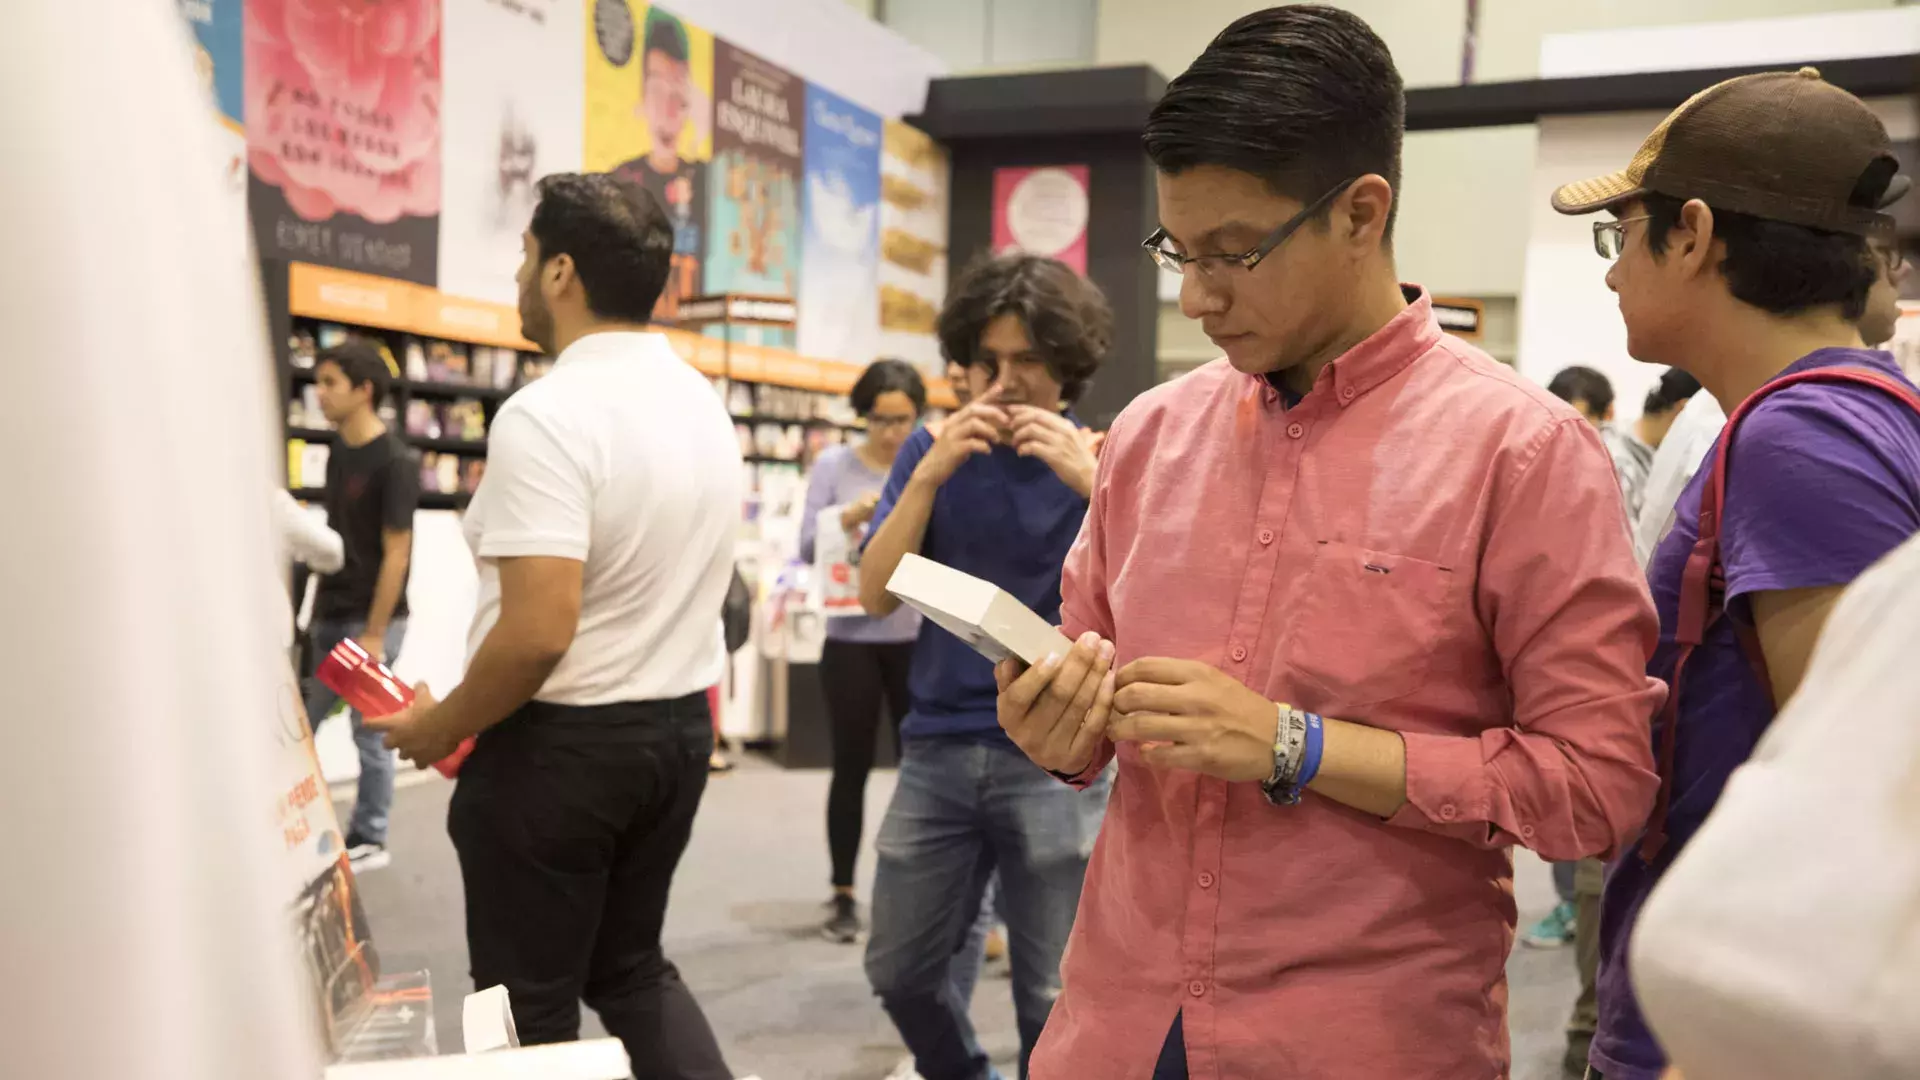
1294, 711, 1325, 793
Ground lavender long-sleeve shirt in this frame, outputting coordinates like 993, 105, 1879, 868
799, 444, 921, 643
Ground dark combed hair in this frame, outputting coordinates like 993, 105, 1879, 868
530, 173, 674, 323
937, 254, 1113, 405
317, 339, 393, 409
1144, 5, 1406, 240
1547, 366, 1615, 416
1643, 194, 1877, 321
1643, 367, 1702, 416
850, 358, 927, 416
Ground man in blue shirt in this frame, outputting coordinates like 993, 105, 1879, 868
858, 253, 1115, 1080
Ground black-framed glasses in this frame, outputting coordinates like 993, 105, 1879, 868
1593, 215, 1651, 260
1142, 177, 1359, 278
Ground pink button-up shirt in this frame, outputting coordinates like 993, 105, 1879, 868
1036, 292, 1662, 1080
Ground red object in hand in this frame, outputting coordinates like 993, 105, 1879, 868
315, 640, 474, 778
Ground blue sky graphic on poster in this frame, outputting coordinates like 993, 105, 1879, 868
178, 0, 243, 126
798, 84, 882, 364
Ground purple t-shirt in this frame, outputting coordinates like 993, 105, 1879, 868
1592, 348, 1920, 1080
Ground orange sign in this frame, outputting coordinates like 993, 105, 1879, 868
288, 263, 536, 351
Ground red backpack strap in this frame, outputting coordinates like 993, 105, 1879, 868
1640, 367, 1920, 862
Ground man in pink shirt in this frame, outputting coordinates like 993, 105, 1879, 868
994, 7, 1662, 1078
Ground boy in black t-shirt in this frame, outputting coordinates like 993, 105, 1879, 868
303, 340, 418, 872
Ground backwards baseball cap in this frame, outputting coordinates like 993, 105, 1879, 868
1552, 67, 1909, 236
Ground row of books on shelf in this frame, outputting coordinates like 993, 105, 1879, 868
714, 377, 860, 428
738, 422, 849, 465
405, 399, 487, 443
421, 452, 486, 496
286, 440, 485, 500
292, 323, 530, 392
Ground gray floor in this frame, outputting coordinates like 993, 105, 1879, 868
348, 757, 1581, 1080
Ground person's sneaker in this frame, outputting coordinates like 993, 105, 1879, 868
1521, 900, 1577, 948
884, 1057, 924, 1080
344, 833, 392, 874
823, 893, 863, 943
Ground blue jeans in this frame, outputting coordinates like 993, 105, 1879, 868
865, 737, 1111, 1080
302, 617, 407, 845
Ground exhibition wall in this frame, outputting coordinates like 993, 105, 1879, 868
1515, 8, 1920, 418
1091, 0, 1903, 301
235, 0, 950, 376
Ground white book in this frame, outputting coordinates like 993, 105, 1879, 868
886, 553, 1074, 665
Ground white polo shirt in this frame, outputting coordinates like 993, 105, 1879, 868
461, 331, 741, 705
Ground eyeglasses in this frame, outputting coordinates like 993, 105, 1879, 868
865, 414, 917, 431
1142, 177, 1359, 278
1593, 215, 1651, 260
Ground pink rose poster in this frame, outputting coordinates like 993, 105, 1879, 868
991, 165, 1089, 275
246, 0, 443, 285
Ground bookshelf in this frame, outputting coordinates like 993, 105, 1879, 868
283, 315, 531, 509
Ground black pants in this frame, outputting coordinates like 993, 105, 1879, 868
448, 694, 731, 1080
820, 638, 915, 889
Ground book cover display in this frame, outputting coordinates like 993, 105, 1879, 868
797, 84, 882, 366
705, 40, 803, 349
587, 1, 714, 322
245, 0, 444, 285
438, 0, 585, 306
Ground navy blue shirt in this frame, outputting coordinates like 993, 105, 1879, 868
868, 424, 1091, 742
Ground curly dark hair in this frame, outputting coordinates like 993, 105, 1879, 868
936, 254, 1112, 404
850, 358, 927, 416
529, 172, 674, 324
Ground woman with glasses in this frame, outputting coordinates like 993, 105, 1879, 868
799, 358, 928, 943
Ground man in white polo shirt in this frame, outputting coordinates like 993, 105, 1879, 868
372, 173, 741, 1079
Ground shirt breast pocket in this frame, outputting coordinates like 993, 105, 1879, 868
1280, 541, 1455, 710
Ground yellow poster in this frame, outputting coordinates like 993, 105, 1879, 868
585, 0, 714, 171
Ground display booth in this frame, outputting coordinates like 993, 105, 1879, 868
1491, 9, 1920, 418
230, 1, 964, 771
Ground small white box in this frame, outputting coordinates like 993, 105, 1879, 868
886, 553, 1074, 665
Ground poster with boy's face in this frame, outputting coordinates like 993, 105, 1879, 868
705, 39, 803, 349
585, 1, 713, 321
245, 0, 443, 285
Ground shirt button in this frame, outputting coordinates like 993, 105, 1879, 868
1340, 385, 1356, 401
1258, 529, 1275, 545
1440, 804, 1459, 821
1521, 824, 1536, 840
1230, 645, 1248, 662
1189, 981, 1207, 998
1198, 871, 1215, 888
1286, 422, 1305, 439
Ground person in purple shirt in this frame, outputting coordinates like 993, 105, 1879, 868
1552, 68, 1919, 1080
799, 359, 928, 941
